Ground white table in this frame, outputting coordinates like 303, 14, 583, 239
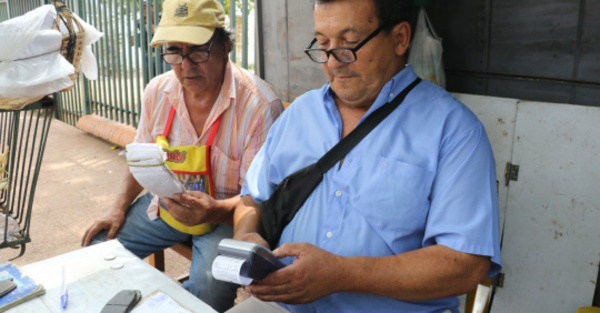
6, 240, 217, 313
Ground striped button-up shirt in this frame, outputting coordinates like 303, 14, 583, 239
135, 61, 283, 218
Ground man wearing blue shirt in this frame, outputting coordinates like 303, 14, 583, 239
233, 0, 502, 312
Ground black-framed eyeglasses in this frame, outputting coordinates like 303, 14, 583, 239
161, 40, 214, 65
304, 26, 382, 64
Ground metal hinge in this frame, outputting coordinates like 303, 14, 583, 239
504, 163, 520, 187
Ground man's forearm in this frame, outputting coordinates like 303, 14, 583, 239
113, 170, 144, 213
233, 195, 264, 239
338, 245, 491, 301
207, 195, 240, 225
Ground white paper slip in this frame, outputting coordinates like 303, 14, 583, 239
126, 143, 187, 198
131, 291, 192, 313
129, 163, 186, 198
212, 255, 253, 285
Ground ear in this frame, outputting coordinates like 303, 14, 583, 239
391, 21, 411, 58
224, 40, 232, 55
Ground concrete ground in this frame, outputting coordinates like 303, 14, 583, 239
0, 118, 189, 281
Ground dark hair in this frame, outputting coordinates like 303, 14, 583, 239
313, 0, 418, 33
213, 28, 235, 53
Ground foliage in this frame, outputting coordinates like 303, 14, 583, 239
223, 0, 255, 15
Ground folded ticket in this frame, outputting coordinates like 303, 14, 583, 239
126, 143, 186, 198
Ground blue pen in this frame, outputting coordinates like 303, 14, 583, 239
61, 265, 68, 309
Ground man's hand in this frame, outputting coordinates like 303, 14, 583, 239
244, 243, 344, 304
162, 191, 217, 226
81, 209, 126, 246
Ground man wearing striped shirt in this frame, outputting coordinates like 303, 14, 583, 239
81, 0, 283, 311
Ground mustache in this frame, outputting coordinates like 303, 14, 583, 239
182, 70, 203, 78
330, 69, 357, 77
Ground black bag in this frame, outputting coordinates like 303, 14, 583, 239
258, 78, 421, 249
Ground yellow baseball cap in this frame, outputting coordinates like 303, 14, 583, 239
150, 0, 226, 47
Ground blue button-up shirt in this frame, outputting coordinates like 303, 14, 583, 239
242, 67, 502, 313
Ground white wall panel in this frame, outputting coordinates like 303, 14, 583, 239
490, 101, 600, 312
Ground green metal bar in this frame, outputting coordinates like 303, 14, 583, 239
109, 0, 118, 121
11, 110, 27, 219
74, 80, 82, 123
125, 0, 134, 126
24, 103, 53, 241
152, 0, 161, 76
106, 0, 114, 120
20, 110, 41, 222
98, 1, 109, 118
242, 0, 248, 69
134, 0, 143, 126
80, 0, 91, 116
0, 2, 9, 22
114, 0, 125, 124
91, 0, 101, 116
141, 0, 149, 85
230, 0, 236, 63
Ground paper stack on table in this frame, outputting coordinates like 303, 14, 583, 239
0, 262, 46, 312
126, 143, 186, 199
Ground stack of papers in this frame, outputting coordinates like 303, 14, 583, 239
0, 262, 45, 312
126, 143, 186, 199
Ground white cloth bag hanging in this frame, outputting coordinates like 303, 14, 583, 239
408, 7, 446, 88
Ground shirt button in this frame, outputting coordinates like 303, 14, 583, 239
335, 190, 342, 197
326, 231, 333, 238
389, 92, 395, 98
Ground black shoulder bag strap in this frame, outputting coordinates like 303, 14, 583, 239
258, 78, 421, 248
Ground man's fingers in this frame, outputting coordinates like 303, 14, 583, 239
81, 228, 92, 246
106, 225, 119, 240
81, 224, 101, 246
273, 243, 303, 258
247, 283, 306, 304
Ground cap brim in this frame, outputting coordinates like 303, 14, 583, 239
150, 25, 216, 47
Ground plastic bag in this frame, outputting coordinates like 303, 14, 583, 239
0, 5, 57, 61
0, 52, 75, 99
0, 5, 75, 99
408, 7, 446, 88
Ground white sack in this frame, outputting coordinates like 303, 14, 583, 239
16, 30, 63, 61
0, 5, 57, 61
0, 52, 74, 98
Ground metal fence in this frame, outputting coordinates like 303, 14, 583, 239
0, 1, 9, 22
2, 0, 42, 22
4, 0, 256, 128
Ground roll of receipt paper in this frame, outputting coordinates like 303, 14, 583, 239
212, 255, 253, 285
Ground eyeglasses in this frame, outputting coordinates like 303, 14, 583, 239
161, 40, 214, 65
304, 26, 382, 64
